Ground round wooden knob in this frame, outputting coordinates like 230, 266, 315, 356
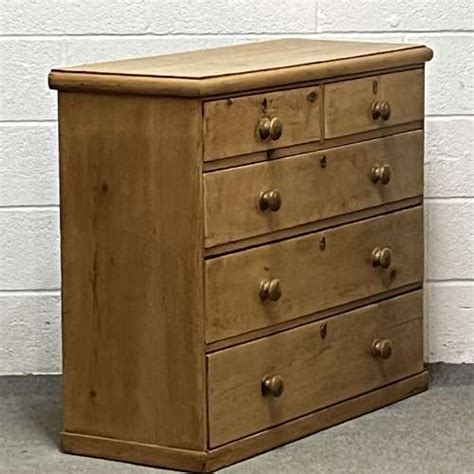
372, 247, 393, 269
262, 375, 284, 397
259, 117, 271, 140
371, 164, 392, 185
269, 117, 283, 140
372, 339, 393, 359
259, 190, 281, 212
258, 117, 283, 140
259, 279, 282, 301
372, 101, 391, 121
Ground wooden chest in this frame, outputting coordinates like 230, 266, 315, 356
49, 39, 433, 472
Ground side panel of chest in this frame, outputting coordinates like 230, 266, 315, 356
58, 92, 206, 450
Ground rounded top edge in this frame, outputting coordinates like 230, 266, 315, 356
48, 45, 433, 98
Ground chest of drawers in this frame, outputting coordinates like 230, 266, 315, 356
49, 39, 433, 472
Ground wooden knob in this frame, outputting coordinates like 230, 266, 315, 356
259, 190, 281, 212
262, 375, 284, 397
259, 117, 271, 140
372, 101, 391, 121
259, 279, 282, 301
372, 247, 393, 269
371, 164, 392, 185
372, 339, 393, 359
258, 117, 283, 140
269, 117, 283, 140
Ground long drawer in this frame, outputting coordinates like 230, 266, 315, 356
205, 207, 423, 343
207, 290, 424, 447
204, 131, 423, 248
324, 69, 424, 138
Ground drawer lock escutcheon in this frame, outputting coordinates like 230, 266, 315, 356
372, 339, 393, 359
262, 375, 285, 397
372, 247, 393, 269
371, 163, 392, 185
259, 279, 282, 301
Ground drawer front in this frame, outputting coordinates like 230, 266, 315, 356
324, 69, 424, 138
203, 86, 321, 161
208, 291, 424, 447
204, 130, 423, 248
205, 207, 423, 343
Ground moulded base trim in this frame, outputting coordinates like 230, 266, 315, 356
61, 370, 428, 472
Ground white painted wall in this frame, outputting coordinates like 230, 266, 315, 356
0, 1, 473, 374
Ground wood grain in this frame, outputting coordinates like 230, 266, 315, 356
52, 38, 432, 472
203, 121, 423, 172
61, 432, 208, 472
205, 207, 423, 342
49, 39, 433, 97
204, 197, 422, 258
204, 130, 423, 247
206, 282, 422, 353
60, 370, 428, 472
325, 69, 424, 138
58, 92, 206, 449
203, 86, 321, 161
206, 371, 428, 471
207, 291, 424, 447
53, 39, 421, 79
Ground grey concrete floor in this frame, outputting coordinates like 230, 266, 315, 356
0, 364, 473, 473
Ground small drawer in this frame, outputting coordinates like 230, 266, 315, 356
203, 86, 321, 161
207, 290, 424, 447
324, 69, 424, 138
205, 207, 423, 343
204, 130, 423, 248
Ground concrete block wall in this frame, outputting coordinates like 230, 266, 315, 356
0, 0, 472, 374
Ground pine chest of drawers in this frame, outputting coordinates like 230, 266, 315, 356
49, 39, 433, 472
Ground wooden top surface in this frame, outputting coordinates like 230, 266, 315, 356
55, 39, 419, 78
49, 39, 433, 97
